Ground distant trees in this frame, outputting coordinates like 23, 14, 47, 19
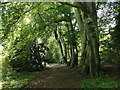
54, 26, 64, 63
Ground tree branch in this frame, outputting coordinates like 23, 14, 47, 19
59, 2, 90, 17
38, 8, 44, 22
44, 18, 70, 28
44, 5, 64, 11
59, 2, 80, 8
1, 2, 10, 4
3, 2, 42, 39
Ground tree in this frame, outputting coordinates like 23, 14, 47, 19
110, 3, 120, 74
60, 2, 99, 76
54, 26, 64, 63
2, 2, 119, 78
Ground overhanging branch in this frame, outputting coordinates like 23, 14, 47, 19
44, 5, 64, 11
44, 18, 70, 28
1, 2, 10, 4
3, 2, 42, 39
59, 2, 80, 8
59, 2, 90, 17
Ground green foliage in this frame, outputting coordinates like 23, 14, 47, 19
2, 56, 11, 79
1, 2, 78, 72
80, 76, 119, 88
2, 71, 40, 88
1, 2, 70, 73
8, 38, 50, 71
99, 3, 120, 68
1, 2, 120, 88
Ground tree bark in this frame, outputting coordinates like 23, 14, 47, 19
66, 23, 72, 66
76, 2, 99, 76
69, 16, 78, 67
57, 27, 64, 63
75, 44, 78, 66
54, 26, 64, 63
62, 38, 67, 63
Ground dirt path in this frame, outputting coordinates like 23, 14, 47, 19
27, 64, 83, 88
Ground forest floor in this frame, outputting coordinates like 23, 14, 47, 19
2, 64, 119, 88
26, 64, 83, 88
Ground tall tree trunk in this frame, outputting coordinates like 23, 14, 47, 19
54, 27, 64, 63
57, 27, 64, 63
67, 45, 71, 66
62, 38, 67, 63
66, 23, 72, 66
69, 16, 78, 67
76, 9, 88, 74
76, 2, 99, 76
75, 44, 78, 66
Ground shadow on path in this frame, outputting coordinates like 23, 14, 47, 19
27, 64, 83, 88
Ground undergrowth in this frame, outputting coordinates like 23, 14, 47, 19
2, 71, 40, 88
80, 76, 120, 88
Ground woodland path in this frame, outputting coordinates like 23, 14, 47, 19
27, 64, 83, 88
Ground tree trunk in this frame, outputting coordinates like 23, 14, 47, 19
69, 16, 78, 67
66, 23, 72, 66
54, 27, 64, 63
67, 45, 71, 66
75, 44, 78, 66
57, 27, 64, 63
76, 2, 99, 76
62, 38, 67, 63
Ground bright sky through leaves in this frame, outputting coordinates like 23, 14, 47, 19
26, 18, 30, 23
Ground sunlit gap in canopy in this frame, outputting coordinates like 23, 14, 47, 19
97, 3, 116, 34
25, 18, 31, 23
